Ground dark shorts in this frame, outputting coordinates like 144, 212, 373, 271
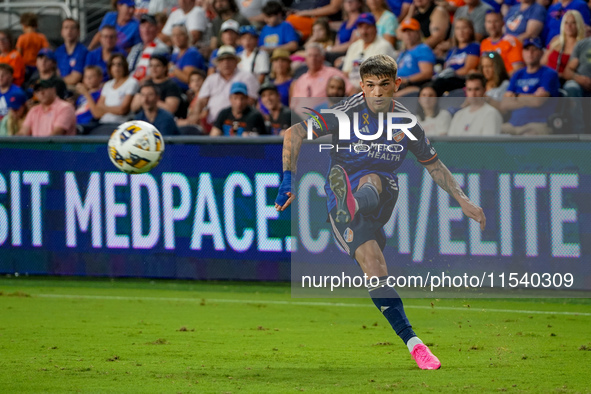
329, 174, 399, 258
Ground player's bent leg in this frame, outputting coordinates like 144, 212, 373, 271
356, 240, 441, 370
354, 174, 382, 215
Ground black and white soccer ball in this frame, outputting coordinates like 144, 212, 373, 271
108, 120, 165, 174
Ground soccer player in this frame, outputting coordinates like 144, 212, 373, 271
274, 54, 486, 370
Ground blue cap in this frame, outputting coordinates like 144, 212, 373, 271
356, 13, 376, 27
7, 92, 26, 110
37, 48, 56, 62
523, 37, 543, 49
118, 0, 135, 7
239, 25, 259, 37
230, 81, 248, 96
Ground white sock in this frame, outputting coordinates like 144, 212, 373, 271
407, 336, 423, 353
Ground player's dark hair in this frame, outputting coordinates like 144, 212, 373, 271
359, 54, 398, 82
62, 17, 80, 30
0, 30, 14, 49
262, 1, 284, 17
20, 12, 38, 28
0, 63, 14, 76
466, 72, 487, 89
141, 80, 161, 96
416, 83, 440, 120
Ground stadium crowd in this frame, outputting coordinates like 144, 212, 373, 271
1, 0, 590, 137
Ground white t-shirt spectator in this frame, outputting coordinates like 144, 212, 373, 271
162, 6, 208, 36
342, 37, 397, 85
420, 109, 452, 136
448, 103, 502, 136
100, 77, 140, 124
239, 49, 270, 76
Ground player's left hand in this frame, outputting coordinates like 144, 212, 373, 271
461, 200, 486, 231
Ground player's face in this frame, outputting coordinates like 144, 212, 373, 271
484, 14, 502, 36
360, 75, 401, 112
230, 93, 248, 112
61, 20, 79, 42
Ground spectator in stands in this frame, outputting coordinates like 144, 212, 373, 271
328, 0, 363, 58
239, 26, 270, 84
342, 14, 396, 86
448, 73, 502, 135
16, 13, 50, 80
542, 10, 585, 83
268, 49, 293, 107
90, 0, 141, 52
395, 18, 436, 96
131, 52, 182, 116
259, 81, 297, 135
367, 0, 398, 47
0, 64, 26, 120
195, 45, 260, 127
292, 44, 352, 101
543, 0, 591, 47
238, 0, 271, 23
313, 75, 348, 111
141, 0, 177, 14
387, 0, 412, 21
562, 31, 591, 133
170, 25, 208, 91
408, 0, 450, 50
501, 38, 560, 135
97, 54, 140, 124
480, 11, 523, 76
453, 0, 492, 42
288, 0, 344, 40
210, 0, 250, 50
416, 83, 451, 136
432, 18, 480, 96
0, 30, 25, 86
258, 2, 299, 53
25, 49, 68, 100
480, 51, 509, 103
162, 0, 208, 47
74, 66, 103, 132
86, 25, 127, 82
0, 90, 27, 136
177, 70, 208, 132
18, 79, 76, 136
211, 81, 267, 136
504, 0, 546, 42
209, 20, 243, 73
56, 18, 88, 88
303, 18, 335, 51
135, 81, 180, 135
128, 14, 169, 82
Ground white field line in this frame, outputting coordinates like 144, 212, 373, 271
34, 293, 591, 317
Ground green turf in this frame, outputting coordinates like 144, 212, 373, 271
0, 277, 590, 393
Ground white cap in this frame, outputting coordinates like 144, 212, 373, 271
221, 19, 240, 33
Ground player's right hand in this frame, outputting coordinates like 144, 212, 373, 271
275, 171, 294, 211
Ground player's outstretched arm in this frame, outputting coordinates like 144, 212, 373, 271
274, 123, 307, 212
424, 159, 486, 231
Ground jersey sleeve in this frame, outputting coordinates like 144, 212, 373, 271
407, 120, 439, 165
531, 4, 546, 23
282, 23, 299, 44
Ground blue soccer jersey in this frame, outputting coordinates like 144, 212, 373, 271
302, 93, 438, 213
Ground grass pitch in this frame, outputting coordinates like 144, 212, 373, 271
0, 277, 590, 393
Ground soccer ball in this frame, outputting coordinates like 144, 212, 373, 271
108, 120, 165, 174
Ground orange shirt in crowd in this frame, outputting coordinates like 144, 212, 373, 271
480, 35, 524, 74
0, 50, 25, 86
16, 32, 49, 67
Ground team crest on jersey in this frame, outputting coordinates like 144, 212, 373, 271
393, 130, 405, 142
343, 228, 354, 243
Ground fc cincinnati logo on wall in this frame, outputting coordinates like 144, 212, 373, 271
344, 228, 354, 243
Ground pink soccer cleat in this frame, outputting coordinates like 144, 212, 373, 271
411, 343, 441, 370
329, 165, 356, 223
